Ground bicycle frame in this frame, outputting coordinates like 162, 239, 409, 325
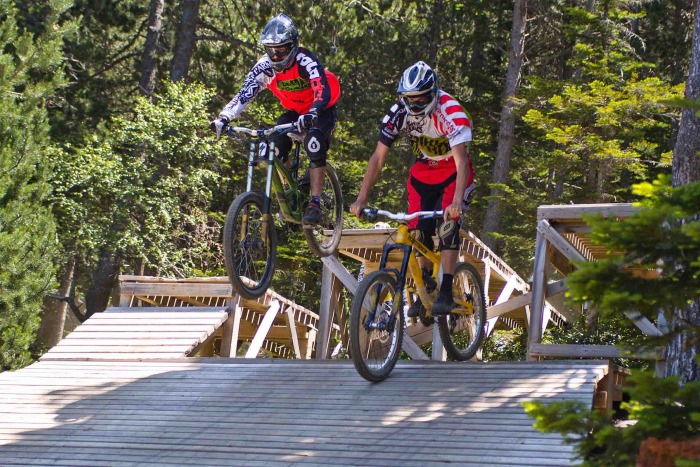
235, 125, 306, 225
373, 214, 475, 319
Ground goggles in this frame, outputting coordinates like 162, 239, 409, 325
265, 43, 293, 60
400, 92, 433, 113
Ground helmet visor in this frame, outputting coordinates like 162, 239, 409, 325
401, 92, 433, 114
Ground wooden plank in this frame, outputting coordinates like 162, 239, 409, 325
624, 311, 663, 337
529, 343, 664, 359
118, 282, 233, 297
62, 331, 211, 340
285, 308, 301, 359
101, 308, 228, 315
245, 301, 280, 358
527, 232, 548, 360
38, 353, 187, 360
43, 347, 191, 355
401, 334, 430, 360
537, 219, 587, 263
537, 203, 637, 220
67, 325, 218, 332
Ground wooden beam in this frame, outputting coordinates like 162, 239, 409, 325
245, 301, 280, 358
527, 233, 548, 360
624, 311, 663, 337
321, 255, 359, 294
316, 259, 337, 359
220, 299, 241, 358
286, 307, 301, 359
401, 334, 430, 360
537, 203, 637, 220
529, 343, 664, 360
537, 219, 587, 264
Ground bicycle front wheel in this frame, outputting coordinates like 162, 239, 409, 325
304, 165, 343, 257
349, 270, 404, 382
437, 262, 487, 361
223, 191, 277, 299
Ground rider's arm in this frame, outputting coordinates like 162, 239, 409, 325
446, 142, 470, 221
297, 49, 336, 113
351, 142, 390, 216
219, 58, 274, 121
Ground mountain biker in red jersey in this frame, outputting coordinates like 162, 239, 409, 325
210, 13, 341, 225
350, 61, 475, 316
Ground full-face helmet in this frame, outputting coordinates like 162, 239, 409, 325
259, 14, 299, 72
397, 61, 439, 115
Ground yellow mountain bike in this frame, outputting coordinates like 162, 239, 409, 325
349, 208, 487, 382
222, 123, 343, 299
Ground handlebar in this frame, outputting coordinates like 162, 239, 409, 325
361, 207, 443, 223
225, 122, 296, 138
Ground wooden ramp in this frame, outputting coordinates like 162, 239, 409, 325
40, 307, 228, 361
0, 359, 608, 466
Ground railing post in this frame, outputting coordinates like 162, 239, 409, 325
527, 228, 548, 361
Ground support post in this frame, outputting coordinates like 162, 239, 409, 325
316, 260, 336, 359
220, 296, 242, 358
527, 229, 548, 361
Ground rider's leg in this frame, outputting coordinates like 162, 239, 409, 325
302, 106, 337, 225
273, 110, 297, 167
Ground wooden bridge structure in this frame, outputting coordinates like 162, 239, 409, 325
0, 202, 657, 464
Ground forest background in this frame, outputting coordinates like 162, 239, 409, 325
1, 0, 698, 374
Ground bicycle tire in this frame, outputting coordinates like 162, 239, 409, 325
223, 190, 277, 299
349, 270, 404, 382
437, 262, 487, 361
303, 164, 343, 257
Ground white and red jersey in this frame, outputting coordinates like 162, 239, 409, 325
221, 47, 341, 119
379, 90, 472, 161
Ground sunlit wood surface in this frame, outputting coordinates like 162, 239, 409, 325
0, 359, 607, 466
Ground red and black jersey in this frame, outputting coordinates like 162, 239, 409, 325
220, 47, 341, 119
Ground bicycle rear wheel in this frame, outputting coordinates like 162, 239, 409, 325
437, 262, 487, 361
304, 165, 343, 257
223, 191, 277, 299
349, 270, 404, 382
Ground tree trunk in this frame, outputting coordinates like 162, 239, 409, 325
482, 0, 527, 252
85, 250, 121, 317
666, 0, 700, 384
139, 0, 165, 98
35, 255, 76, 349
171, 0, 200, 82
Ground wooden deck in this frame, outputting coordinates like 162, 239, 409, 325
40, 307, 229, 361
0, 359, 608, 466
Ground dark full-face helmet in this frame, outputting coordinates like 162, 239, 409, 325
259, 13, 299, 72
397, 61, 439, 115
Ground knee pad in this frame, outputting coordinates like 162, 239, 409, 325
305, 128, 328, 169
438, 219, 460, 251
410, 229, 434, 256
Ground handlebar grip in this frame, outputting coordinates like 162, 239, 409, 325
225, 126, 239, 138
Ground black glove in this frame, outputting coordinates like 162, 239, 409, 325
210, 116, 229, 140
295, 109, 318, 132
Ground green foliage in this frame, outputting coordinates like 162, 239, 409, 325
482, 327, 528, 362
0, 0, 76, 370
524, 371, 700, 466
566, 176, 700, 349
50, 81, 228, 278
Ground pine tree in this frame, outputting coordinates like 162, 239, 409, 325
0, 0, 75, 370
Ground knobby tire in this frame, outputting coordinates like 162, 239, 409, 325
437, 262, 487, 361
349, 270, 404, 382
223, 191, 277, 299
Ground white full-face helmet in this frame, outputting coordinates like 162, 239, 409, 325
397, 61, 439, 115
259, 14, 299, 72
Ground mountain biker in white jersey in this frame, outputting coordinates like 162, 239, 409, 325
350, 61, 476, 316
210, 13, 341, 226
